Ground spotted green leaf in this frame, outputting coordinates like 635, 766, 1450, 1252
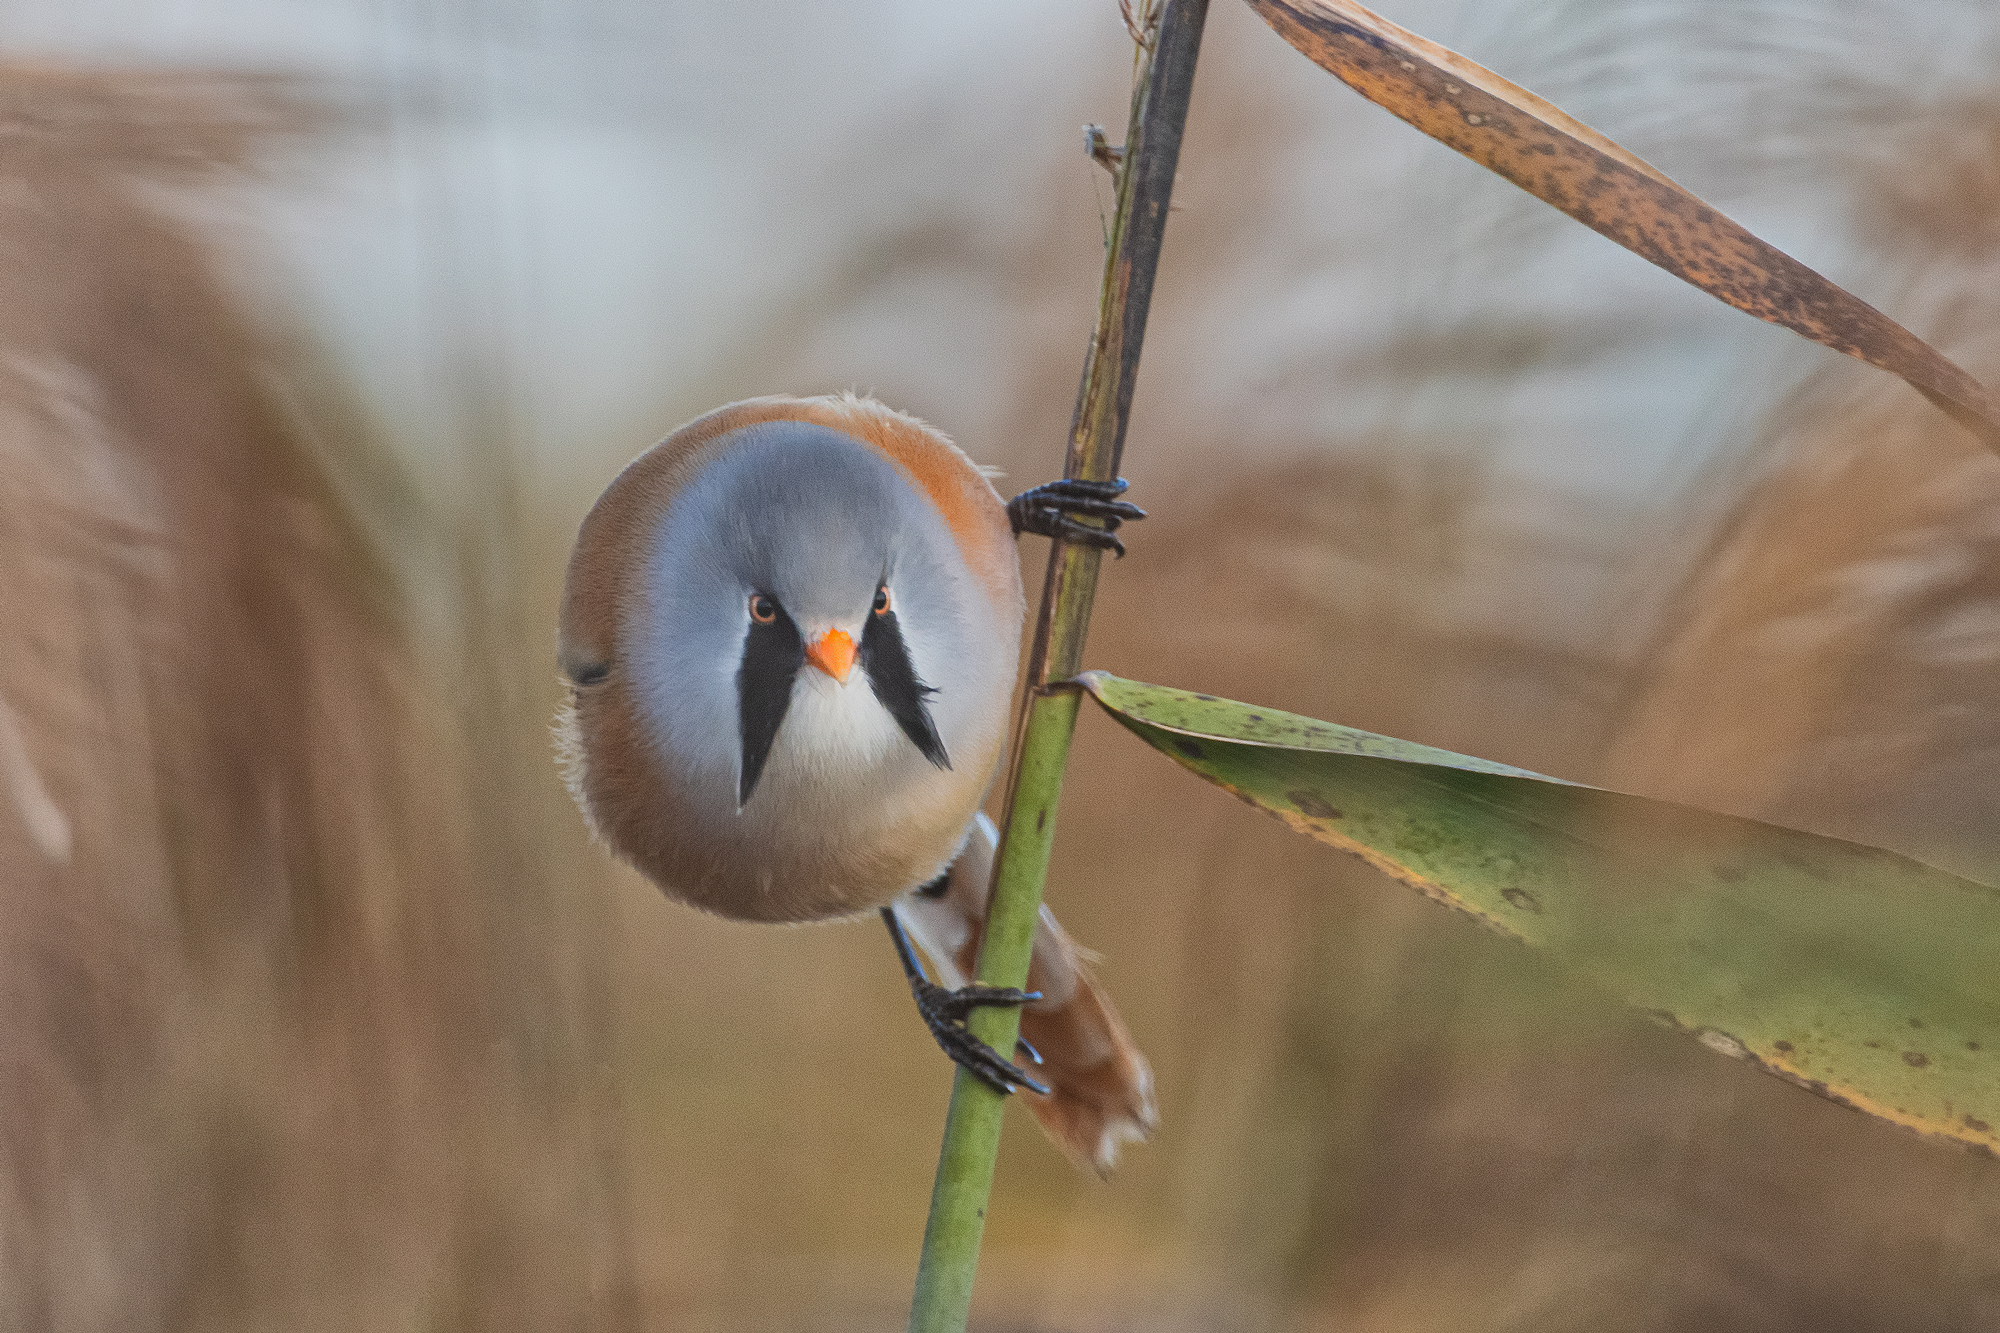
1079, 671, 2000, 1155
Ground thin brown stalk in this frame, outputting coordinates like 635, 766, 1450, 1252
902, 2, 1211, 1329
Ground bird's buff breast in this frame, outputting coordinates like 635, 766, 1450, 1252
565, 672, 1004, 923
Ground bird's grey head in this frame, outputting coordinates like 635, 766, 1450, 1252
624, 419, 1004, 815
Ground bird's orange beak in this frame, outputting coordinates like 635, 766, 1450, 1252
804, 627, 857, 683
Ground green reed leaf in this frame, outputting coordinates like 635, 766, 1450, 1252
1082, 671, 2000, 1155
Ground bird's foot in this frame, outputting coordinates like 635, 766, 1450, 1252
910, 977, 1052, 1097
883, 905, 1049, 1095
1007, 477, 1145, 558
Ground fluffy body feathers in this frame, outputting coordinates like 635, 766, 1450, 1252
559, 395, 1020, 922
558, 393, 1156, 1169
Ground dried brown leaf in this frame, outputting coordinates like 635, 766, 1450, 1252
1245, 0, 2000, 452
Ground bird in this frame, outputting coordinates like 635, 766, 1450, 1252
555, 392, 1156, 1173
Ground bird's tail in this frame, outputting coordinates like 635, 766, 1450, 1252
894, 813, 1157, 1176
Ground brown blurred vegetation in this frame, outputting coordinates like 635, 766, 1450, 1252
0, 66, 634, 1329
6, 2, 2000, 1328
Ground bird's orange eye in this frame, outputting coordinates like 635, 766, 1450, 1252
872, 585, 891, 616
749, 593, 778, 624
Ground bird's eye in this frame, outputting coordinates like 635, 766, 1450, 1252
872, 585, 891, 616
749, 593, 778, 624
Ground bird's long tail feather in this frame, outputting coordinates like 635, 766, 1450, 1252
894, 813, 1157, 1175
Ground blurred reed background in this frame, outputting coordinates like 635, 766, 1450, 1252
2, 0, 1998, 1328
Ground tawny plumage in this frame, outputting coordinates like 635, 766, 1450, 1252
557, 392, 1155, 1170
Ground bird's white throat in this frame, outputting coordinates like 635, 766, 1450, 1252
755, 666, 912, 796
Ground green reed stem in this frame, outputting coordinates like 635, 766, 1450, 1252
905, 3, 1210, 1328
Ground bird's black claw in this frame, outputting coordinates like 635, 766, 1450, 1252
926, 981, 1043, 1025
1007, 477, 1146, 558
881, 904, 1049, 1095
911, 978, 1051, 1097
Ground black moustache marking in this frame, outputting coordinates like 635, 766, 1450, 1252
736, 597, 804, 806
862, 607, 949, 771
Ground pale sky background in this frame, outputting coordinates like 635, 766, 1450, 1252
0, 0, 1988, 542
